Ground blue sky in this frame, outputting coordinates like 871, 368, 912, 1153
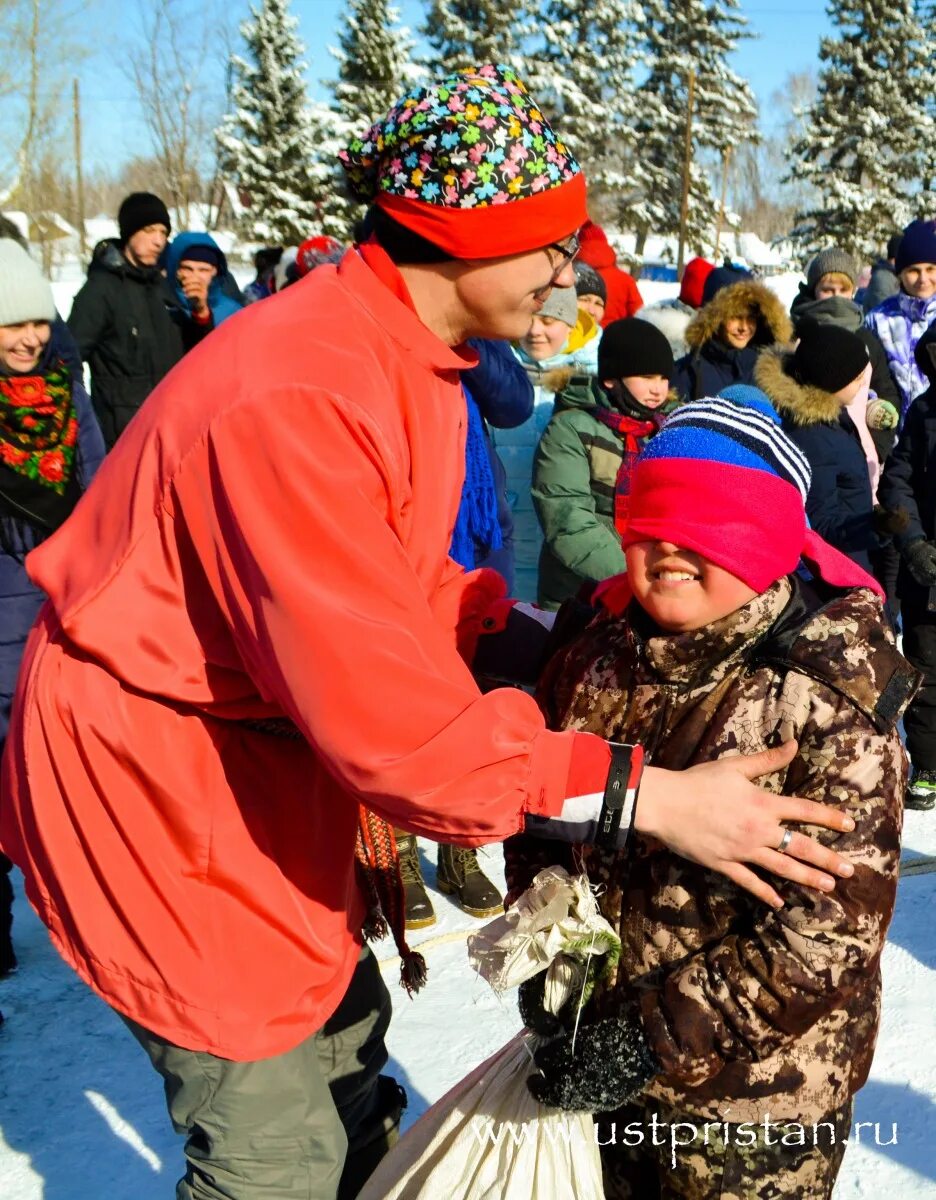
72, 0, 833, 174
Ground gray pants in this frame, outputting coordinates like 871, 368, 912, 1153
121, 946, 403, 1200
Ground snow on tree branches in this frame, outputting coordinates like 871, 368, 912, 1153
787, 0, 935, 259
331, 0, 415, 137
325, 0, 417, 236
421, 0, 529, 75
623, 0, 758, 257
216, 0, 344, 244
524, 0, 641, 205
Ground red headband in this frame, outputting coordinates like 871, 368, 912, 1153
621, 459, 884, 598
375, 173, 588, 260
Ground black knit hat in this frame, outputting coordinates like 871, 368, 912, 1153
895, 218, 936, 273
177, 243, 220, 268
792, 325, 869, 394
118, 192, 171, 243
598, 317, 674, 382
574, 261, 606, 304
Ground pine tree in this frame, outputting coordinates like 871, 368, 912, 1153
323, 0, 415, 237
421, 0, 529, 76
524, 0, 641, 204
331, 0, 413, 137
216, 0, 344, 244
787, 0, 935, 259
918, 0, 936, 197
624, 0, 757, 256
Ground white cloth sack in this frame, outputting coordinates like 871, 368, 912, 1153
358, 867, 619, 1200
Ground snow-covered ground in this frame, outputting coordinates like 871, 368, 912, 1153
2, 263, 930, 1197
1, 813, 934, 1198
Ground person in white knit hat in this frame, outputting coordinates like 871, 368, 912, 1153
0, 239, 105, 989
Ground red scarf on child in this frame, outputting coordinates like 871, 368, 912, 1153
592, 406, 658, 535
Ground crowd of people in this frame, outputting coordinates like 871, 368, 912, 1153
0, 58, 933, 1200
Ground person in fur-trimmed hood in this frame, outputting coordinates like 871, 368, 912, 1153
532, 318, 678, 610
673, 278, 791, 401
755, 326, 879, 575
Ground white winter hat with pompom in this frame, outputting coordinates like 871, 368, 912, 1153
0, 239, 57, 327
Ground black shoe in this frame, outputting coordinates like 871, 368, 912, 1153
397, 835, 436, 929
907, 767, 936, 810
436, 845, 503, 918
0, 942, 16, 980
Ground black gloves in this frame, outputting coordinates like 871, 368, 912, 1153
527, 1015, 659, 1112
519, 974, 658, 1112
905, 539, 936, 587
518, 972, 562, 1037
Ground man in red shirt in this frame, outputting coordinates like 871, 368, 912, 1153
1, 67, 855, 1200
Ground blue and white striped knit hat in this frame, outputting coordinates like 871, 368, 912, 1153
643, 389, 812, 501
621, 388, 883, 597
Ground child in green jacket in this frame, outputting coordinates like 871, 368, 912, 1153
532, 318, 676, 609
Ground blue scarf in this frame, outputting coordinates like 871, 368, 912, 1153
449, 386, 502, 570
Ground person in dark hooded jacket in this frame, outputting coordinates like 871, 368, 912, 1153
0, 239, 106, 981
790, 247, 900, 421
755, 327, 878, 576
861, 234, 902, 314
68, 192, 185, 450
673, 278, 791, 401
878, 322, 936, 809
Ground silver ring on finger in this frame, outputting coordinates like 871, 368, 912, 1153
776, 827, 793, 855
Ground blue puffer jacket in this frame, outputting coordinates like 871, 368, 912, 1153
164, 232, 243, 327
497, 330, 601, 601
0, 327, 106, 744
460, 339, 535, 592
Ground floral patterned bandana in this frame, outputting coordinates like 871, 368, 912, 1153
339, 63, 588, 259
0, 362, 78, 494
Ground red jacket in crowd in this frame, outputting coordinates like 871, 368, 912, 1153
578, 221, 644, 325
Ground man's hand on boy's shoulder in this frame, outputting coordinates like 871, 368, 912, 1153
637, 743, 856, 910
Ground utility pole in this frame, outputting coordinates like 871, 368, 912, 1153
714, 144, 733, 261
676, 68, 696, 278
73, 78, 87, 259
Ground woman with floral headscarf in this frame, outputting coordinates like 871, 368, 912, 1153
0, 238, 105, 981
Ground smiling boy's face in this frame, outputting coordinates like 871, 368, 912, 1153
625, 540, 759, 632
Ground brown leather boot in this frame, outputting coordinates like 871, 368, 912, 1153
436, 845, 503, 918
396, 833, 436, 930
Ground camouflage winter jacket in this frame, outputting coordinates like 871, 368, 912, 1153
505, 575, 918, 1123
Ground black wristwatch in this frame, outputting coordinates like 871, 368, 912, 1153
595, 742, 644, 851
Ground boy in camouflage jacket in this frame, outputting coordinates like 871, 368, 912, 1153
506, 393, 918, 1199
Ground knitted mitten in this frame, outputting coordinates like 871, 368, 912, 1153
866, 398, 899, 430
904, 539, 936, 587
527, 1016, 659, 1112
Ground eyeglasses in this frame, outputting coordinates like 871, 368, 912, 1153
533, 233, 581, 301
545, 233, 581, 280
